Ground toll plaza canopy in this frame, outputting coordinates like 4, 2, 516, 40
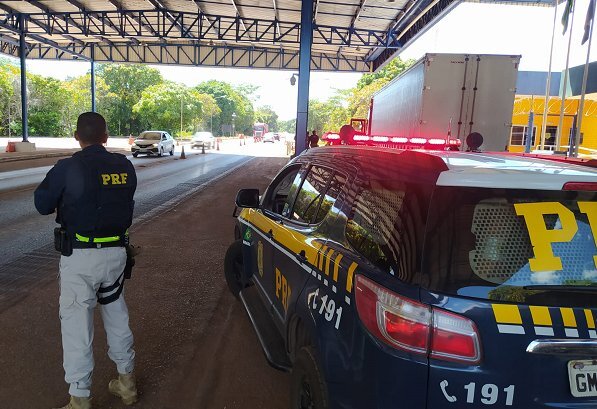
0, 0, 554, 73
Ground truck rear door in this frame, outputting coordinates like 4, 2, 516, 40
422, 185, 597, 409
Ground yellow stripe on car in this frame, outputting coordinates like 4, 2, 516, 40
346, 262, 358, 293
530, 306, 552, 326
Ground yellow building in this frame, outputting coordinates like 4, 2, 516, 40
509, 95, 597, 156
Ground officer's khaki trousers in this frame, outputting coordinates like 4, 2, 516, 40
59, 247, 135, 398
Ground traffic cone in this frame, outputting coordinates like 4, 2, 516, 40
180, 145, 186, 159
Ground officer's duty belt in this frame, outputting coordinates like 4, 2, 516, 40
73, 233, 124, 249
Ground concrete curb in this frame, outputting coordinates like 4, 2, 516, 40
0, 148, 131, 163
0, 151, 78, 163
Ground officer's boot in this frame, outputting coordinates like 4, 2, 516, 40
53, 396, 92, 409
108, 372, 138, 405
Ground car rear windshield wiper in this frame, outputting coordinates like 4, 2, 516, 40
522, 285, 597, 293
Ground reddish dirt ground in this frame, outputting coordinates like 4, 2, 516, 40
0, 157, 291, 409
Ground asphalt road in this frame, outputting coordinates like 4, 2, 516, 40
0, 141, 292, 408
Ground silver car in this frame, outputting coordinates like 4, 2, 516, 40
131, 131, 175, 157
192, 131, 215, 150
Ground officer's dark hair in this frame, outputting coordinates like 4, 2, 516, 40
76, 112, 108, 144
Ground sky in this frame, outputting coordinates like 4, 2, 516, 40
18, 0, 597, 120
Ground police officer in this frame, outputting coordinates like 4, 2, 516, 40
309, 130, 320, 148
35, 112, 138, 409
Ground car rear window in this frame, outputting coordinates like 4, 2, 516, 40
287, 166, 345, 225
344, 179, 428, 282
139, 132, 161, 140
423, 186, 597, 305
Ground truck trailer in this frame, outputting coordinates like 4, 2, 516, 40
331, 53, 521, 152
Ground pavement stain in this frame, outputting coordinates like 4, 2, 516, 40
0, 157, 290, 409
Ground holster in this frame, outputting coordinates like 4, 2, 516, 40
124, 244, 135, 279
54, 227, 73, 257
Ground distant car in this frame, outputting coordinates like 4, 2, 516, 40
131, 131, 175, 157
263, 132, 275, 143
192, 131, 215, 150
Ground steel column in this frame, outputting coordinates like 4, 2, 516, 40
19, 14, 28, 142
295, 0, 314, 155
91, 44, 96, 112
525, 110, 534, 153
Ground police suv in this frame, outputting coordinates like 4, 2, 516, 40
224, 144, 597, 409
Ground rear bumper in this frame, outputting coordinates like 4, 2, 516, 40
131, 147, 158, 154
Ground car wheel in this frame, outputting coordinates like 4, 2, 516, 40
158, 147, 163, 157
132, 152, 138, 157
290, 346, 328, 409
224, 239, 245, 299
169, 147, 174, 156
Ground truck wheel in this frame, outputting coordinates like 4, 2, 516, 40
290, 346, 328, 409
224, 240, 244, 299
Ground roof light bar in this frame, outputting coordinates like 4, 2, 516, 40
409, 138, 427, 144
327, 133, 340, 140
353, 135, 370, 141
391, 137, 408, 143
372, 136, 389, 142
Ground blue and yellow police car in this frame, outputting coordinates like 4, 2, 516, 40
224, 144, 597, 409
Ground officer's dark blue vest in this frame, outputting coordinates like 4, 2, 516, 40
59, 146, 136, 238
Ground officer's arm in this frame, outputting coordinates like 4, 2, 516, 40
34, 161, 67, 215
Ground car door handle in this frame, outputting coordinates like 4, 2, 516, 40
296, 250, 307, 264
266, 229, 274, 240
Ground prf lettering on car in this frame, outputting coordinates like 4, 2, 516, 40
514, 201, 597, 271
100, 173, 129, 186
275, 268, 291, 312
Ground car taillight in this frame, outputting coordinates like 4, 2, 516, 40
355, 274, 481, 364
431, 309, 481, 364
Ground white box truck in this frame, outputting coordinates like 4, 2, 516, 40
368, 53, 520, 151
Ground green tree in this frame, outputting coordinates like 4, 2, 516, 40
0, 58, 21, 137
307, 97, 350, 134
26, 74, 70, 136
62, 74, 110, 136
196, 80, 254, 136
356, 57, 414, 89
0, 64, 14, 136
133, 82, 220, 136
255, 105, 279, 131
277, 119, 295, 134
96, 64, 163, 135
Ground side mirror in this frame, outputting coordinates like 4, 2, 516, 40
235, 189, 260, 208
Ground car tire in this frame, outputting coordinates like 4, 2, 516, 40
224, 239, 245, 299
290, 346, 329, 409
169, 147, 174, 156
132, 152, 138, 157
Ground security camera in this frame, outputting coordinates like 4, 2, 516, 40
290, 74, 296, 86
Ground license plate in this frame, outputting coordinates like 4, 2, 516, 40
568, 360, 597, 397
